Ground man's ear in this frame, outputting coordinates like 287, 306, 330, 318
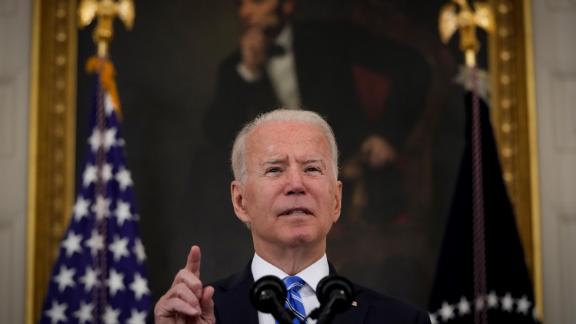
332, 180, 342, 223
231, 180, 251, 224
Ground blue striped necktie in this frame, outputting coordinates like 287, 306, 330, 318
283, 276, 307, 323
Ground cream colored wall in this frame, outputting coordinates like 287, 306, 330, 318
531, 0, 576, 323
0, 0, 31, 322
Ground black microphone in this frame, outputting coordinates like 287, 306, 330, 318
311, 275, 355, 324
250, 275, 294, 324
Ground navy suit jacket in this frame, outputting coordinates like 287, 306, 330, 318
211, 263, 431, 324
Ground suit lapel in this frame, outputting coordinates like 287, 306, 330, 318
214, 265, 259, 324
327, 264, 369, 323
331, 285, 370, 324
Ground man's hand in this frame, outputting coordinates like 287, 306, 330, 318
361, 135, 397, 168
154, 246, 215, 324
239, 28, 267, 76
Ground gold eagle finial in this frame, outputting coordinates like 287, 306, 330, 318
439, 0, 494, 67
78, 0, 135, 57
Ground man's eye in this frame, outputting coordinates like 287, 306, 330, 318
265, 167, 282, 174
305, 166, 322, 173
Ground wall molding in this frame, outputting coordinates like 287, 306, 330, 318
26, 0, 77, 323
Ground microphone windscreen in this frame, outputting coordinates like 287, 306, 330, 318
316, 275, 355, 313
250, 275, 287, 313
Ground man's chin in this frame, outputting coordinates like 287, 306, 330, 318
280, 232, 319, 248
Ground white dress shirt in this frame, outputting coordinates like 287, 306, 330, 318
251, 253, 329, 324
237, 25, 302, 110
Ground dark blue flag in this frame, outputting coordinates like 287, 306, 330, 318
41, 58, 151, 324
428, 80, 538, 324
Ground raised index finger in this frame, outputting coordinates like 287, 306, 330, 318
185, 245, 202, 278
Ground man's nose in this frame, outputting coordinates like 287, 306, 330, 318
285, 168, 305, 195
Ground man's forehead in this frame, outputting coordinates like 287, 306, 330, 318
246, 121, 331, 155
249, 121, 326, 144
261, 154, 325, 164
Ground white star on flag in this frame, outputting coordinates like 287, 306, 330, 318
457, 297, 470, 315
439, 302, 454, 321
502, 293, 514, 312
107, 269, 125, 296
103, 128, 118, 150
103, 305, 120, 324
114, 200, 132, 225
54, 266, 75, 292
126, 309, 147, 324
73, 301, 94, 324
104, 94, 115, 115
134, 238, 147, 263
45, 301, 67, 324
83, 164, 97, 187
517, 295, 532, 314
89, 128, 117, 152
92, 195, 110, 220
116, 167, 133, 191
487, 291, 499, 308
88, 129, 103, 152
73, 196, 90, 220
85, 229, 104, 256
102, 163, 113, 182
130, 273, 150, 300
80, 266, 98, 292
109, 235, 129, 261
61, 231, 83, 257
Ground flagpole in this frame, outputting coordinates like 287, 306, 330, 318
78, 1, 134, 321
438, 2, 494, 324
94, 60, 107, 322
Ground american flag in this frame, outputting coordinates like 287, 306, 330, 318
41, 58, 151, 324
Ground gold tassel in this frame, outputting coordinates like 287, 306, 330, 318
86, 56, 123, 120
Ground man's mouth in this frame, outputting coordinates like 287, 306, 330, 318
279, 207, 313, 216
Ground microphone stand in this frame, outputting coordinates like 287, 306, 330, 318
309, 275, 355, 324
250, 275, 296, 324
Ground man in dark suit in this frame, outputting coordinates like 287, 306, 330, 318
204, 0, 430, 224
155, 109, 431, 323
204, 0, 431, 163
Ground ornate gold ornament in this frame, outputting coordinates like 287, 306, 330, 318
78, 0, 134, 57
439, 0, 494, 67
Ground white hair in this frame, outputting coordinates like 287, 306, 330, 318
231, 109, 339, 182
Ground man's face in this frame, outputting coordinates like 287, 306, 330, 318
237, 0, 293, 31
231, 121, 342, 251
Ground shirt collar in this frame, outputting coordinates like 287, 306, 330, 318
274, 24, 293, 51
251, 253, 329, 291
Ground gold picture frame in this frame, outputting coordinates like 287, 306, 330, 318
25, 0, 542, 322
